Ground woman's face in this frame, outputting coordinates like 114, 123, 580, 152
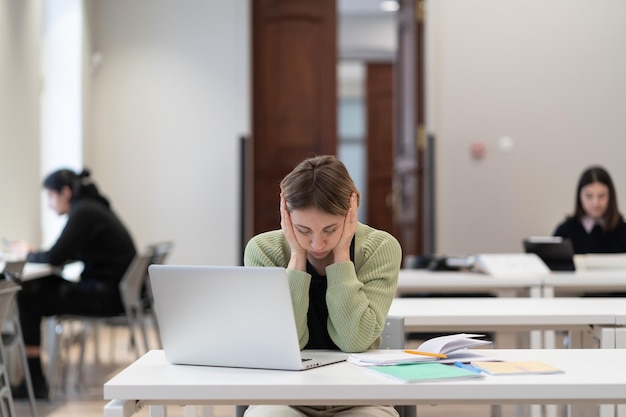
46, 186, 72, 215
289, 207, 345, 261
580, 181, 610, 220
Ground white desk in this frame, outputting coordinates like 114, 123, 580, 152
542, 271, 626, 297
398, 269, 626, 299
22, 262, 57, 280
1, 261, 82, 281
396, 269, 544, 297
103, 349, 626, 417
0, 261, 54, 280
388, 297, 626, 349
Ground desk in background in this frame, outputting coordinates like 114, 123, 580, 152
396, 269, 545, 298
104, 349, 626, 417
388, 297, 626, 349
0, 261, 82, 282
542, 270, 626, 297
398, 268, 626, 299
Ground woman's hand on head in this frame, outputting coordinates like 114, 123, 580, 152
333, 192, 358, 263
280, 194, 307, 271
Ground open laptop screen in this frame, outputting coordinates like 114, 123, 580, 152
523, 236, 575, 271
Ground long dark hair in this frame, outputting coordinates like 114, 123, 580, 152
43, 168, 110, 208
572, 166, 621, 232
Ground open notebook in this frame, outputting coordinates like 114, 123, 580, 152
148, 265, 346, 370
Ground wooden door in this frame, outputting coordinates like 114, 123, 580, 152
393, 0, 427, 258
366, 63, 397, 239
251, 0, 337, 236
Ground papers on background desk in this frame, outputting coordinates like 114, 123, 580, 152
573, 253, 626, 270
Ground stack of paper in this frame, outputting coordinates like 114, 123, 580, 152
416, 333, 492, 354
471, 361, 564, 375
349, 333, 493, 366
348, 349, 492, 366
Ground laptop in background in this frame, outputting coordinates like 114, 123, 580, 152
523, 236, 576, 271
148, 264, 346, 371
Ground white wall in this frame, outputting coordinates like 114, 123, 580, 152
7, 0, 626, 263
428, 0, 626, 255
84, 0, 249, 265
0, 0, 42, 245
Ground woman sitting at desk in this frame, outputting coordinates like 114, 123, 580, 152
244, 155, 402, 417
553, 165, 626, 254
9, 168, 137, 398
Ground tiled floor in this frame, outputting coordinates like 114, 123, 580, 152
11, 327, 527, 417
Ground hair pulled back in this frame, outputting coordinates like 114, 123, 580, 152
280, 155, 360, 216
43, 168, 110, 208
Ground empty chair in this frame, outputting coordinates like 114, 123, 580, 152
1, 262, 25, 284
0, 281, 21, 417
143, 241, 174, 348
47, 250, 154, 397
1, 262, 37, 417
146, 241, 173, 266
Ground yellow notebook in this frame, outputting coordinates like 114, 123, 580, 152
471, 361, 564, 375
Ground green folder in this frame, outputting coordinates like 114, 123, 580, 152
367, 362, 484, 383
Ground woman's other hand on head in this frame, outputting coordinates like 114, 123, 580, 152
280, 194, 307, 270
333, 192, 358, 263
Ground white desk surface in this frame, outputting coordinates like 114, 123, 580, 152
398, 269, 626, 298
388, 297, 626, 332
2, 261, 82, 282
104, 349, 626, 410
543, 270, 626, 296
0, 261, 53, 280
22, 262, 56, 279
396, 269, 544, 297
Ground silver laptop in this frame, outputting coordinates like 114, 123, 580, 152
148, 264, 347, 370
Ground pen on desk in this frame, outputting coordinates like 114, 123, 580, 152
403, 349, 447, 359
453, 361, 482, 373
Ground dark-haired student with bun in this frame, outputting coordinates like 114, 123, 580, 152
8, 168, 136, 399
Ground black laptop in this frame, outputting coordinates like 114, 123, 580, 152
523, 236, 576, 271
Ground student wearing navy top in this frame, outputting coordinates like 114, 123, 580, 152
8, 168, 136, 399
553, 165, 626, 254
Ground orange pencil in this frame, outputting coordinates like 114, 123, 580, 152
403, 349, 447, 359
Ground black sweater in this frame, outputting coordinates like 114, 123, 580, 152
553, 217, 626, 254
27, 198, 137, 289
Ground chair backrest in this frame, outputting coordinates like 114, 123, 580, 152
2, 260, 26, 282
0, 281, 20, 328
118, 252, 154, 313
146, 241, 174, 265
379, 316, 406, 349
142, 241, 174, 307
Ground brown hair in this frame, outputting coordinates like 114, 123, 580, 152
280, 155, 360, 216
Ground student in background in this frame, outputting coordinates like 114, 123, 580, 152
553, 165, 626, 254
8, 168, 137, 399
244, 155, 402, 417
